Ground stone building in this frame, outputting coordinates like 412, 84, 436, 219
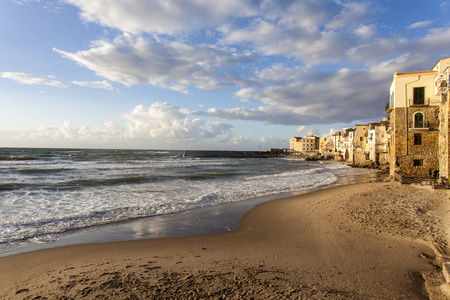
435, 58, 450, 183
353, 124, 370, 166
386, 59, 447, 178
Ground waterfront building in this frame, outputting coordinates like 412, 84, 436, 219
290, 136, 320, 156
353, 124, 370, 166
342, 128, 355, 163
368, 119, 390, 166
386, 58, 450, 178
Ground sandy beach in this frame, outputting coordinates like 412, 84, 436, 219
0, 180, 449, 299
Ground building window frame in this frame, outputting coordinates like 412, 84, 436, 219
413, 112, 424, 128
413, 87, 425, 105
414, 133, 422, 145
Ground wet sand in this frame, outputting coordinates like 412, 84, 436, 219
0, 180, 448, 299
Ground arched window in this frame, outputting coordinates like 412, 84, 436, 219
414, 112, 424, 128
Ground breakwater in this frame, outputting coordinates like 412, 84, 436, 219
183, 150, 270, 158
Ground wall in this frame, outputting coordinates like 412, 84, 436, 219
392, 106, 439, 177
439, 94, 449, 180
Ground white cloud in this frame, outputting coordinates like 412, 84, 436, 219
72, 80, 113, 90
64, 0, 256, 35
407, 21, 433, 30
1, 102, 236, 148
354, 24, 376, 39
122, 102, 234, 142
54, 36, 250, 91
296, 125, 319, 137
325, 128, 336, 137
1, 72, 68, 87
326, 1, 372, 31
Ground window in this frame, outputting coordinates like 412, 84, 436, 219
414, 133, 422, 145
413, 87, 425, 105
360, 137, 363, 141
414, 112, 424, 128
413, 159, 423, 166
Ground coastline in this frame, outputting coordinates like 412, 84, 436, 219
0, 172, 383, 257
1, 177, 448, 299
1, 169, 378, 258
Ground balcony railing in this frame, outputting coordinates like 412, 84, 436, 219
408, 121, 432, 129
409, 98, 430, 106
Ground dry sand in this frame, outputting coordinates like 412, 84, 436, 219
0, 181, 449, 299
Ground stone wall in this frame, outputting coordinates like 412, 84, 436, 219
439, 96, 449, 180
392, 106, 440, 178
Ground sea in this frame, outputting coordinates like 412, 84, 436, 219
0, 148, 374, 255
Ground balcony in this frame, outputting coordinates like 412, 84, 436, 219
385, 101, 392, 113
408, 121, 432, 130
409, 97, 430, 106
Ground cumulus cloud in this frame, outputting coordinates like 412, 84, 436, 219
64, 0, 256, 35
2, 102, 237, 148
1, 72, 68, 87
296, 126, 320, 137
72, 80, 113, 90
54, 35, 251, 91
122, 102, 234, 140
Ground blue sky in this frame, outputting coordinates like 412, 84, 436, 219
1, 0, 450, 150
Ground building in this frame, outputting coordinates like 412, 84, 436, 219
290, 136, 320, 156
367, 119, 389, 165
353, 124, 370, 166
435, 58, 450, 183
319, 136, 335, 157
386, 59, 448, 178
342, 128, 355, 162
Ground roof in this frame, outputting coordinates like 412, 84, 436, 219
431, 57, 450, 71
394, 70, 438, 77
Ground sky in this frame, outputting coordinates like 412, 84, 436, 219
1, 0, 450, 150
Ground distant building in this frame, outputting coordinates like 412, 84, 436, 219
353, 124, 369, 166
290, 136, 320, 155
368, 119, 389, 165
342, 128, 355, 163
319, 136, 334, 157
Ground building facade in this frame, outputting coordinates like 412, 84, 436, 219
386, 59, 448, 178
290, 136, 320, 155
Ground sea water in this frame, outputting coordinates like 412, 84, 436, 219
0, 148, 373, 254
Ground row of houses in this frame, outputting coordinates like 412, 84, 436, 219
290, 119, 389, 167
291, 57, 450, 185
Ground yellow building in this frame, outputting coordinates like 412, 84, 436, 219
290, 136, 320, 155
386, 58, 450, 179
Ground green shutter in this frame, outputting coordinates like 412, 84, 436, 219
414, 113, 424, 128
413, 87, 425, 105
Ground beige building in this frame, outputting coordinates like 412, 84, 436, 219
319, 136, 334, 157
386, 59, 449, 178
368, 119, 389, 165
342, 128, 355, 162
353, 124, 370, 166
290, 136, 320, 155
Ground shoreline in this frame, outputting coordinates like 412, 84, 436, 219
1, 170, 379, 258
0, 177, 448, 298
